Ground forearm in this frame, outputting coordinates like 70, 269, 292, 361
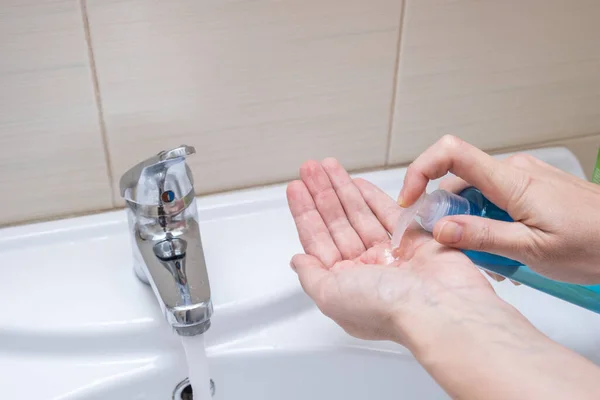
402, 295, 600, 400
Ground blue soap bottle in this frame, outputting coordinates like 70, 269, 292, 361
391, 187, 600, 313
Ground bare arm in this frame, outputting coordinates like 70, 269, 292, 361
287, 156, 600, 400
403, 295, 600, 400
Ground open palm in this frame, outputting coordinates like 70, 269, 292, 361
287, 158, 496, 343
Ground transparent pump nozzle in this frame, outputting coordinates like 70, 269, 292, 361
391, 190, 475, 249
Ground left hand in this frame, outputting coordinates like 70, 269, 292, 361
286, 158, 500, 347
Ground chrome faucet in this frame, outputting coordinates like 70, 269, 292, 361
120, 145, 213, 336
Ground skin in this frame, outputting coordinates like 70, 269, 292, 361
400, 135, 600, 284
287, 156, 600, 400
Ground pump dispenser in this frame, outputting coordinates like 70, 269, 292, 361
392, 187, 600, 314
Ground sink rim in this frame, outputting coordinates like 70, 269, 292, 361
1, 146, 596, 400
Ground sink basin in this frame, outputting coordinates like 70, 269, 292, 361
1, 147, 600, 399
209, 348, 444, 399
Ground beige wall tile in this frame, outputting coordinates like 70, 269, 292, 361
85, 0, 402, 203
389, 0, 600, 165
0, 0, 112, 225
498, 133, 600, 180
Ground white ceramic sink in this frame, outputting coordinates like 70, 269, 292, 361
2, 147, 600, 399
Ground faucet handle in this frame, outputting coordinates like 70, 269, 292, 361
157, 145, 195, 161
119, 145, 196, 199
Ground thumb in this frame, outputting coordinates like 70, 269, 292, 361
290, 254, 331, 302
432, 215, 533, 262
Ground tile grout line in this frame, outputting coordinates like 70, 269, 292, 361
79, 0, 116, 207
384, 0, 408, 166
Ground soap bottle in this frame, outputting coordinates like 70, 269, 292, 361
391, 187, 600, 314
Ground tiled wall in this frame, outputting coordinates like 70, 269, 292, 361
2, 0, 600, 226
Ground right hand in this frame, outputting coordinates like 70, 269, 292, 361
399, 135, 600, 284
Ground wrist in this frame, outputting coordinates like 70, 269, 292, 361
393, 290, 530, 360
393, 291, 600, 400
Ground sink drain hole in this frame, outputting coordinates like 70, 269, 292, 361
173, 378, 215, 399
180, 384, 192, 400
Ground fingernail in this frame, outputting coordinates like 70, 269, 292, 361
438, 221, 463, 244
397, 193, 405, 207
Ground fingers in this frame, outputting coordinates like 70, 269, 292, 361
506, 152, 581, 183
352, 177, 433, 261
399, 135, 529, 212
485, 272, 524, 286
353, 177, 401, 233
486, 272, 506, 282
300, 161, 365, 259
431, 153, 548, 198
439, 175, 471, 194
434, 154, 541, 195
290, 254, 332, 303
321, 158, 389, 247
286, 180, 342, 267
432, 215, 533, 263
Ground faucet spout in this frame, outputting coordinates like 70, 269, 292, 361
120, 145, 213, 336
154, 237, 188, 285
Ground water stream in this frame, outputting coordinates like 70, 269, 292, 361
181, 335, 212, 399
